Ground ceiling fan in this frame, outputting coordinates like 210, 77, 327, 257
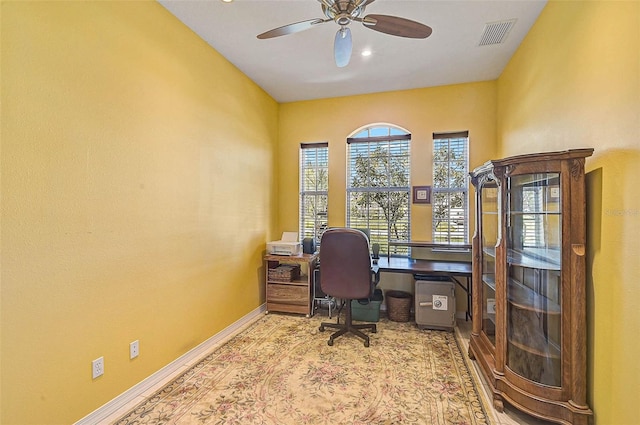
257, 0, 432, 68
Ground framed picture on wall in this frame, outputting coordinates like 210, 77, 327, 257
412, 186, 431, 204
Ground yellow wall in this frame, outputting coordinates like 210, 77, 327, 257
3, 0, 637, 423
1, 2, 278, 423
497, 1, 640, 423
279, 83, 497, 237
279, 83, 497, 303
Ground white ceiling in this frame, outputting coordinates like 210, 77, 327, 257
159, 0, 547, 103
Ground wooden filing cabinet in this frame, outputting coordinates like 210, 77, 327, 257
264, 253, 317, 317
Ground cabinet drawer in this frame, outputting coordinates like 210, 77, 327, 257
267, 284, 308, 305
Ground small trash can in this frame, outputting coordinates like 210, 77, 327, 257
386, 290, 412, 322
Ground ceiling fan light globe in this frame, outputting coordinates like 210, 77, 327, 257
334, 27, 352, 67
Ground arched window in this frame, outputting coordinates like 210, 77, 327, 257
346, 125, 410, 255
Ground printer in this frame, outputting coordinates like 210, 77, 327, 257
267, 232, 302, 256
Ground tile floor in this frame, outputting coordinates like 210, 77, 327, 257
100, 315, 554, 424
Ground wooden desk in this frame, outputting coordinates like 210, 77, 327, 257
376, 257, 471, 275
375, 256, 473, 320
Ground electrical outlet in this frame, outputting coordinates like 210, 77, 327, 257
92, 356, 104, 379
130, 340, 139, 359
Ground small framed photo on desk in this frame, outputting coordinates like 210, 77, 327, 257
412, 186, 431, 204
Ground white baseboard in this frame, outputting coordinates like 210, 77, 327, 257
75, 304, 267, 425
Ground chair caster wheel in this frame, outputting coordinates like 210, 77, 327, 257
364, 340, 370, 347
319, 325, 325, 332
372, 328, 377, 333
328, 339, 334, 346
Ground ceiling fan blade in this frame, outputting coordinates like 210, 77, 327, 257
257, 18, 326, 39
357, 0, 377, 8
334, 27, 352, 68
362, 14, 432, 39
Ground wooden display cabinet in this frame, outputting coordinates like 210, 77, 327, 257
264, 253, 317, 317
469, 149, 593, 425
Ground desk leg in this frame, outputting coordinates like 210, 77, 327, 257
452, 276, 472, 321
465, 276, 472, 321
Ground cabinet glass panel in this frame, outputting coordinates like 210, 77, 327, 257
481, 182, 498, 346
506, 173, 562, 387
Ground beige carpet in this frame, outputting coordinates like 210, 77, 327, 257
114, 313, 489, 425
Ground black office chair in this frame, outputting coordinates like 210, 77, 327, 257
318, 228, 379, 347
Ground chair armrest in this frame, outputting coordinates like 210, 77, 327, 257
371, 266, 380, 286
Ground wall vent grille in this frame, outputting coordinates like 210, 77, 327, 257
479, 19, 517, 46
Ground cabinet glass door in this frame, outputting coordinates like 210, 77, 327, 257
481, 182, 498, 347
506, 173, 562, 387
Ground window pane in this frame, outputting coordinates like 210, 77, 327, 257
522, 186, 546, 247
369, 127, 389, 137
432, 135, 469, 243
353, 129, 368, 138
300, 144, 328, 244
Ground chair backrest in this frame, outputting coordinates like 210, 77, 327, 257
319, 228, 372, 300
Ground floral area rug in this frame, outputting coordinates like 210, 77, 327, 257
114, 313, 489, 425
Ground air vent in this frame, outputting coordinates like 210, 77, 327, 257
479, 19, 517, 46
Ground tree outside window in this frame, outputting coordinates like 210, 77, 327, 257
432, 132, 469, 243
300, 143, 328, 244
347, 126, 410, 255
